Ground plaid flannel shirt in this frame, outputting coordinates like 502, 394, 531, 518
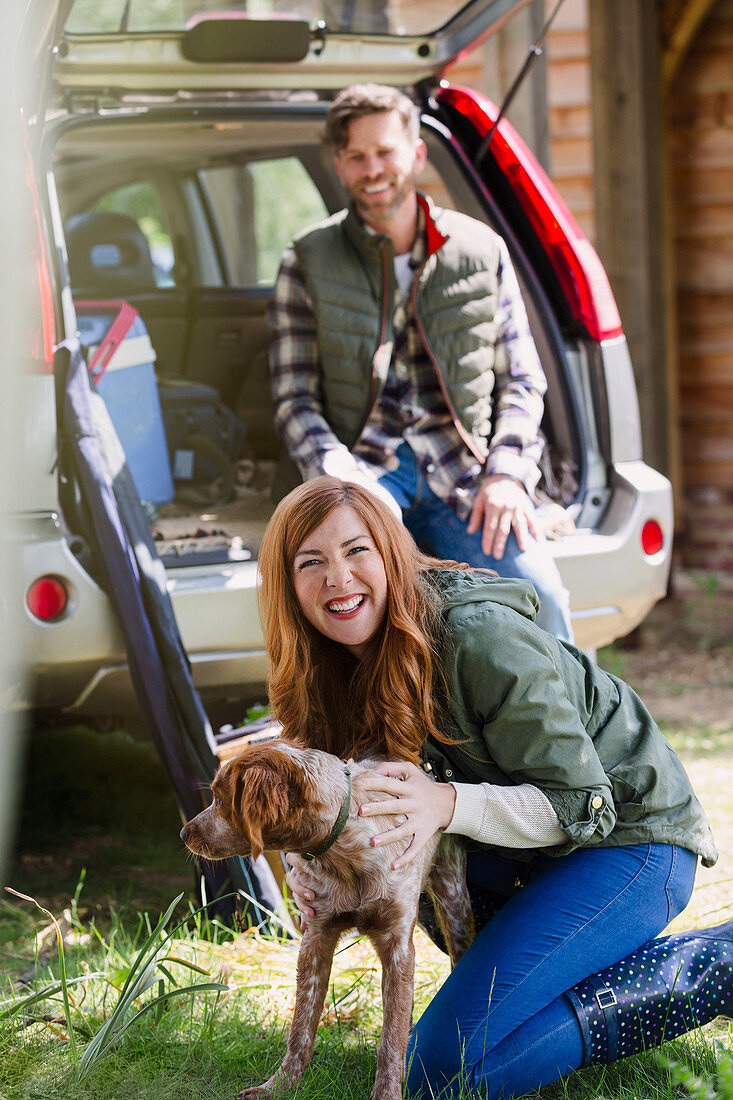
268, 208, 547, 521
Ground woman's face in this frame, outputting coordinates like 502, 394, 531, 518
292, 505, 388, 659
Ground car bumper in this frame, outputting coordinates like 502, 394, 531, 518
550, 460, 673, 650
16, 512, 268, 716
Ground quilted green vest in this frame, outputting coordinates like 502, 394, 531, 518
292, 196, 504, 461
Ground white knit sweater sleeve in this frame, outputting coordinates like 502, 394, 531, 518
445, 782, 568, 848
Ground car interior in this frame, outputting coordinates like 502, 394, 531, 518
52, 109, 587, 563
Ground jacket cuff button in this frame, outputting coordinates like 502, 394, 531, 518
591, 796, 604, 810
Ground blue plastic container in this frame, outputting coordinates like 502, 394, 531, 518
77, 302, 175, 506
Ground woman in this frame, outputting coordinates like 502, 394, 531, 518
258, 476, 729, 1099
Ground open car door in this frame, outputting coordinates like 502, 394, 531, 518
21, 0, 295, 932
54, 0, 531, 95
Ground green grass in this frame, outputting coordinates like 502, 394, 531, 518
9, 724, 189, 920
1, 723, 732, 1099
597, 641, 627, 680
664, 726, 733, 760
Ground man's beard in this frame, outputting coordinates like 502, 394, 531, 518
352, 175, 414, 225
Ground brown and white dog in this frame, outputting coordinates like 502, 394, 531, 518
181, 740, 474, 1100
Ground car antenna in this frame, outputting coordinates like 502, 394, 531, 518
474, 0, 566, 169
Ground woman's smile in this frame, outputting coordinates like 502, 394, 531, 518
325, 594, 366, 616
292, 505, 388, 659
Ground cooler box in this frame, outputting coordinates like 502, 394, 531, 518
76, 300, 175, 506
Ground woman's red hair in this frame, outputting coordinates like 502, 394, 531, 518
258, 477, 457, 762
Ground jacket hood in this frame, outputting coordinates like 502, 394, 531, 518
428, 568, 540, 622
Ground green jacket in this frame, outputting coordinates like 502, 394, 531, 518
422, 569, 717, 866
292, 194, 504, 462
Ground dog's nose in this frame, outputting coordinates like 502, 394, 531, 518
180, 826, 189, 843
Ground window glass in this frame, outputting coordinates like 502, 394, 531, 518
93, 180, 176, 287
202, 157, 327, 286
65, 0, 472, 36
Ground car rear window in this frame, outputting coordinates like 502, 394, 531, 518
65, 0, 472, 36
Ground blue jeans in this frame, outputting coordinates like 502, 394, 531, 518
377, 444, 573, 641
407, 843, 697, 1098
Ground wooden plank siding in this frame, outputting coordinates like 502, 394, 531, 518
444, 0, 594, 234
449, 0, 596, 240
451, 0, 733, 571
544, 0, 595, 239
669, 0, 733, 568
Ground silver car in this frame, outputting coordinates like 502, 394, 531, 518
17, 0, 672, 722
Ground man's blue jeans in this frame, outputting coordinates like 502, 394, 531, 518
406, 843, 697, 1099
376, 444, 573, 641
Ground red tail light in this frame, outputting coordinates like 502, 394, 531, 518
641, 520, 664, 557
22, 113, 56, 372
27, 576, 69, 621
438, 85, 623, 342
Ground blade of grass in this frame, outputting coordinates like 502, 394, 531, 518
0, 974, 103, 1021
234, 888, 299, 939
74, 892, 231, 1074
75, 982, 227, 1081
104, 893, 184, 1011
73, 894, 185, 1071
158, 955, 212, 976
5, 887, 81, 1060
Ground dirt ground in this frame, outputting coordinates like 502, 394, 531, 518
611, 570, 733, 729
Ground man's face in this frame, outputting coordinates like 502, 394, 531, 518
334, 109, 427, 230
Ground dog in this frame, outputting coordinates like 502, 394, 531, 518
181, 739, 475, 1100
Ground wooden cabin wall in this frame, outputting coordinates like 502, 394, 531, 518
668, 0, 733, 569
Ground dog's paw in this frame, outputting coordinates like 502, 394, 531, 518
370, 1075, 403, 1100
237, 1066, 297, 1099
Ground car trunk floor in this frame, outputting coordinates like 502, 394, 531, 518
152, 460, 276, 566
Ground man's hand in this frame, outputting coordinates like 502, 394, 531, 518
321, 450, 403, 519
467, 474, 539, 560
344, 471, 403, 520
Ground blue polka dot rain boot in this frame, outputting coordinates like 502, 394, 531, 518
566, 917, 733, 1065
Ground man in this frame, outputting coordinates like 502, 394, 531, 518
267, 83, 572, 640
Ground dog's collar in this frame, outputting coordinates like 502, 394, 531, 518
302, 767, 352, 862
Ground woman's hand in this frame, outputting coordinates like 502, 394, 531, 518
354, 762, 457, 870
284, 852, 319, 932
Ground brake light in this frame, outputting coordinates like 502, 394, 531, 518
438, 85, 623, 342
641, 520, 664, 557
27, 576, 69, 621
22, 112, 56, 372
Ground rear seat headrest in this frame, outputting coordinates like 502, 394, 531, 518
65, 211, 158, 296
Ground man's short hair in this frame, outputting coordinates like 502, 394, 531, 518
324, 84, 420, 149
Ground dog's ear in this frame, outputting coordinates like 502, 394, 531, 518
230, 761, 295, 862
210, 764, 262, 860
242, 811, 265, 863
